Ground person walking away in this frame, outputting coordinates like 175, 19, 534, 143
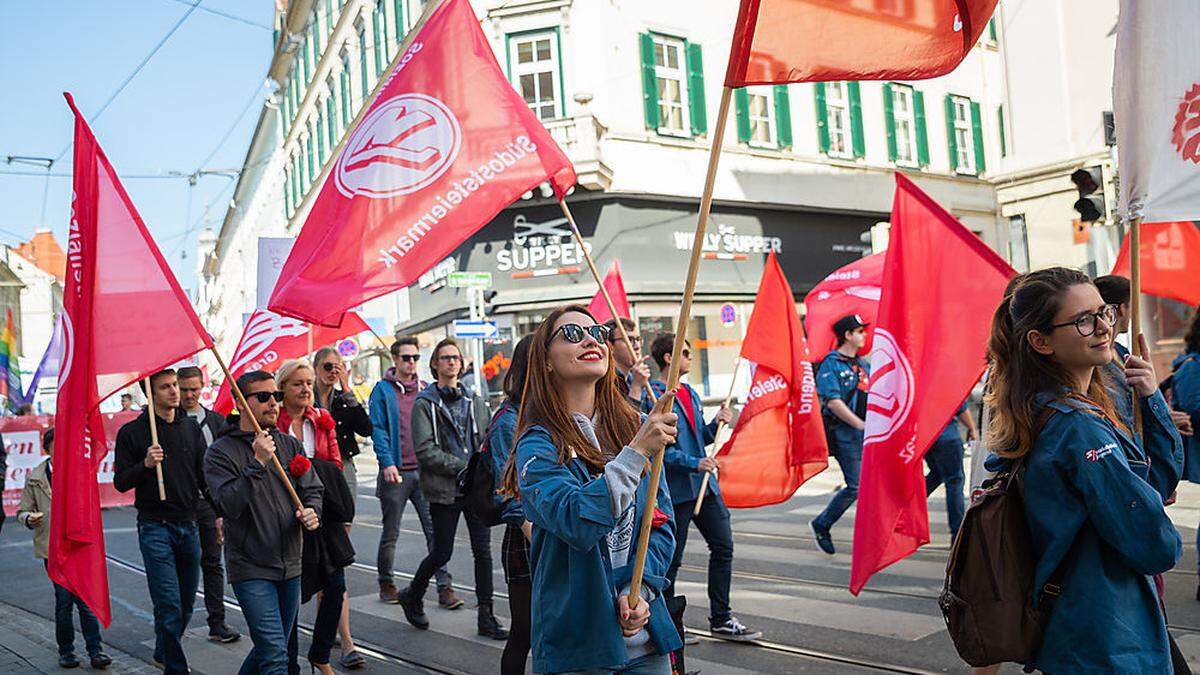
506, 305, 682, 673
810, 315, 871, 555
922, 399, 977, 542
177, 365, 240, 644
369, 337, 460, 608
396, 338, 507, 639
1167, 305, 1200, 598
113, 369, 207, 674
205, 370, 323, 675
18, 428, 113, 670
491, 336, 534, 674
984, 267, 1183, 673
647, 334, 758, 643
604, 318, 652, 407
312, 347, 372, 670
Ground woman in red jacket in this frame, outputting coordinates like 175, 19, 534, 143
276, 359, 342, 469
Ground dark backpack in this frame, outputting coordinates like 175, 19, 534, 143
456, 404, 508, 527
939, 411, 1064, 667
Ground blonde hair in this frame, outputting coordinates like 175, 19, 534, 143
275, 359, 314, 388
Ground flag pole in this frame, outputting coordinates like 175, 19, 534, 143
209, 346, 304, 510
1130, 216, 1144, 434
694, 356, 742, 516
557, 199, 657, 404
628, 85, 735, 607
143, 377, 166, 501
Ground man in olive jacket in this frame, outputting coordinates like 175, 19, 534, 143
397, 338, 505, 639
204, 370, 322, 675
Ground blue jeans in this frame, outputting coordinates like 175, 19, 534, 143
137, 519, 200, 674
924, 437, 967, 539
233, 576, 301, 675
813, 444, 862, 530
552, 653, 672, 674
52, 579, 102, 657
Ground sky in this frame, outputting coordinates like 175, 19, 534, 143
0, 1, 277, 294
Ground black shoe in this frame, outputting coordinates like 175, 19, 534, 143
58, 653, 80, 669
710, 616, 762, 642
477, 604, 509, 640
810, 520, 835, 555
398, 587, 429, 629
89, 652, 113, 670
208, 625, 241, 643
339, 650, 366, 670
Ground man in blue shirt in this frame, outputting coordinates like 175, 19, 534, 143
923, 400, 977, 542
811, 315, 870, 555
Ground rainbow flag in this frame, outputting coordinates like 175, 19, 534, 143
0, 308, 21, 412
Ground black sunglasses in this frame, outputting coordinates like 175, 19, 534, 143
321, 362, 337, 372
1049, 304, 1118, 337
397, 354, 420, 362
551, 323, 611, 344
248, 391, 285, 404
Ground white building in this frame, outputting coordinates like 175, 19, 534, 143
199, 0, 1009, 395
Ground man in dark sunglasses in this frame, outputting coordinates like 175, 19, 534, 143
603, 317, 653, 408
368, 337, 459, 608
203, 370, 323, 675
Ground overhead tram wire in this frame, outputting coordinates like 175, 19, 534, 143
161, 0, 274, 31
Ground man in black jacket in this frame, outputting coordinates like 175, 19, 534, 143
176, 365, 239, 643
113, 369, 207, 675
204, 370, 322, 675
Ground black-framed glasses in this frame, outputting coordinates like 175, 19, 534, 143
551, 323, 611, 344
248, 391, 285, 404
321, 362, 337, 372
1049, 304, 1118, 337
397, 354, 420, 362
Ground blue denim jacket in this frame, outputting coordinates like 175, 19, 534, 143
816, 350, 870, 451
1170, 351, 1200, 483
487, 402, 523, 525
516, 425, 681, 673
646, 380, 719, 505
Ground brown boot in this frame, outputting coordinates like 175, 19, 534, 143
379, 581, 400, 604
438, 586, 464, 610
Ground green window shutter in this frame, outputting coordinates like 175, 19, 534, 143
686, 42, 707, 136
307, 133, 315, 184
317, 113, 326, 165
298, 146, 307, 194
393, 0, 405, 39
883, 83, 897, 162
774, 85, 792, 149
734, 88, 751, 144
373, 10, 385, 77
303, 38, 312, 81
913, 89, 929, 167
638, 33, 659, 131
971, 100, 986, 174
944, 95, 958, 171
814, 82, 830, 155
997, 104, 1007, 157
312, 11, 321, 55
326, 97, 337, 148
359, 31, 369, 98
848, 81, 864, 158
340, 70, 350, 126
988, 17, 998, 42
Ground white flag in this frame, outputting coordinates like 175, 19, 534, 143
1114, 0, 1200, 223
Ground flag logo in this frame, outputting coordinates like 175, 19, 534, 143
1172, 83, 1200, 164
335, 93, 463, 199
57, 314, 75, 388
863, 328, 915, 446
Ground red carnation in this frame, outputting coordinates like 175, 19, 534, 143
652, 507, 669, 528
289, 453, 312, 477
314, 409, 336, 432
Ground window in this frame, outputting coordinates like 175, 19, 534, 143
357, 24, 369, 99
997, 104, 1007, 157
1008, 215, 1029, 272
639, 33, 706, 138
883, 83, 928, 167
373, 1, 386, 78
339, 52, 352, 129
298, 141, 308, 195
735, 86, 791, 149
325, 84, 338, 148
306, 126, 316, 185
316, 105, 328, 166
892, 86, 918, 165
393, 0, 405, 42
651, 35, 689, 135
507, 31, 562, 121
945, 95, 985, 175
311, 7, 321, 56
819, 82, 862, 158
302, 35, 313, 83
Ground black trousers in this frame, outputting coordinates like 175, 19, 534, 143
665, 493, 735, 626
500, 524, 531, 675
195, 501, 226, 630
410, 503, 493, 604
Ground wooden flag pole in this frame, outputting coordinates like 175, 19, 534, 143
557, 199, 657, 405
209, 347, 304, 510
694, 357, 743, 516
628, 85, 735, 608
144, 377, 166, 501
1130, 216, 1144, 435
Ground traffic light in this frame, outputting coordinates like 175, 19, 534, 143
1070, 167, 1106, 223
483, 289, 499, 316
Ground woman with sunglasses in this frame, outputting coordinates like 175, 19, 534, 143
984, 267, 1184, 673
503, 305, 682, 674
275, 360, 342, 469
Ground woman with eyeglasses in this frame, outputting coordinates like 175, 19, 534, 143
501, 305, 682, 674
984, 267, 1184, 673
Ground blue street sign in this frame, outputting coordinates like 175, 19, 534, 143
453, 319, 499, 339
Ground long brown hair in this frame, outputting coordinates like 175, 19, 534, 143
499, 305, 640, 496
985, 267, 1124, 458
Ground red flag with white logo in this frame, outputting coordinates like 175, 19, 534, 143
1111, 221, 1200, 306
212, 310, 371, 414
269, 0, 576, 326
54, 93, 217, 625
725, 0, 999, 86
804, 253, 884, 356
715, 252, 828, 508
586, 260, 631, 324
849, 175, 1014, 594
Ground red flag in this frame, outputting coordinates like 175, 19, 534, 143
586, 261, 631, 324
212, 310, 371, 415
269, 0, 576, 326
715, 252, 828, 507
849, 174, 1014, 594
54, 93, 216, 625
725, 0, 999, 86
804, 253, 885, 356
1111, 221, 1200, 306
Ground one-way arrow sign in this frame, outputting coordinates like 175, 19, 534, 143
453, 319, 498, 339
